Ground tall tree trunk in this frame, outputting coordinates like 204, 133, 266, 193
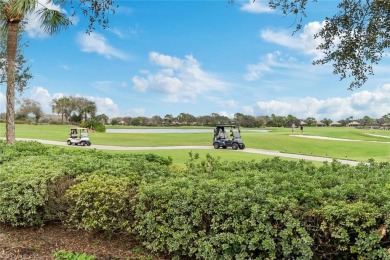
6, 21, 20, 144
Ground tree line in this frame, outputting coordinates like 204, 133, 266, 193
0, 96, 107, 125
5, 97, 390, 129
110, 112, 390, 128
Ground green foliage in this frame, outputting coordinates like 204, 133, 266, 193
0, 141, 172, 227
80, 119, 106, 132
133, 156, 390, 259
133, 166, 314, 259
53, 250, 96, 260
1, 142, 390, 259
66, 174, 134, 234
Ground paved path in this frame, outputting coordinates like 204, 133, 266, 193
15, 138, 362, 166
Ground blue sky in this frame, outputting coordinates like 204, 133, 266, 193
1, 0, 389, 121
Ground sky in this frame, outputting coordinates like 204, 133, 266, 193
0, 0, 389, 121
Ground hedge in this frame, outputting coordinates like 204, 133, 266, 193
0, 142, 390, 259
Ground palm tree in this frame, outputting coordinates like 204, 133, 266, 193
82, 100, 97, 121
1, 0, 70, 144
52, 97, 72, 123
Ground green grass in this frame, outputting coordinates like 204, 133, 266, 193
2, 123, 389, 164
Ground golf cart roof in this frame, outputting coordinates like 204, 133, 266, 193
216, 124, 240, 128
70, 128, 88, 130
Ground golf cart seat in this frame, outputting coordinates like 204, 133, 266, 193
218, 130, 228, 140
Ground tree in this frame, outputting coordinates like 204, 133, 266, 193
52, 97, 72, 123
286, 114, 298, 127
52, 96, 97, 123
0, 28, 32, 94
163, 114, 175, 125
250, 0, 389, 90
177, 113, 196, 125
148, 115, 163, 126
95, 114, 109, 125
305, 117, 316, 126
17, 98, 43, 123
78, 98, 97, 121
360, 115, 375, 126
0, 0, 117, 144
321, 118, 333, 126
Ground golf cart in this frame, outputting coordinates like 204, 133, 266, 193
213, 124, 245, 150
67, 128, 91, 146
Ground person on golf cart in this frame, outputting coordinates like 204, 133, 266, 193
217, 129, 228, 140
70, 129, 77, 138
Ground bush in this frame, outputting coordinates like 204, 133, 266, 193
2, 142, 390, 259
0, 142, 172, 227
132, 157, 390, 259
66, 174, 134, 234
53, 250, 96, 260
80, 119, 106, 132
133, 171, 314, 259
0, 154, 75, 226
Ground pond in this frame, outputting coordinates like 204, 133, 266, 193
106, 128, 269, 134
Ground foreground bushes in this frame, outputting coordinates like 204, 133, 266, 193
0, 142, 390, 259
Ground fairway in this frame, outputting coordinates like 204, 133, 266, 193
2, 123, 389, 164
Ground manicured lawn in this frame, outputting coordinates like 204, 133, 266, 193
2, 123, 389, 163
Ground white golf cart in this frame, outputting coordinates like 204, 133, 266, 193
67, 128, 91, 146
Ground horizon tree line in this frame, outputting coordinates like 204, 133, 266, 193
110, 112, 390, 128
2, 99, 389, 129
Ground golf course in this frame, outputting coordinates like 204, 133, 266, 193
8, 123, 390, 164
1, 123, 390, 259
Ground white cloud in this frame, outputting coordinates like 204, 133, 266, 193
245, 51, 299, 81
87, 96, 120, 117
132, 76, 149, 92
253, 84, 390, 120
29, 87, 54, 113
261, 21, 326, 60
25, 0, 78, 39
77, 32, 128, 60
149, 52, 183, 70
132, 52, 229, 103
241, 0, 274, 13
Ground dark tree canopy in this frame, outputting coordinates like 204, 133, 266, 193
314, 0, 390, 89
250, 0, 390, 90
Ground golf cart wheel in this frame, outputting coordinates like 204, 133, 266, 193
239, 143, 245, 150
232, 143, 239, 150
67, 140, 72, 145
213, 142, 220, 149
80, 141, 86, 146
87, 142, 91, 146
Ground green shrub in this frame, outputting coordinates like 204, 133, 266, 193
66, 174, 134, 234
80, 119, 106, 132
53, 250, 96, 260
2, 142, 390, 259
133, 171, 314, 259
0, 156, 75, 226
133, 156, 390, 259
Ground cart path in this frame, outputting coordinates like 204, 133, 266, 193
15, 138, 362, 166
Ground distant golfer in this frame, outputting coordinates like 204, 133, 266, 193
300, 124, 304, 133
291, 123, 296, 133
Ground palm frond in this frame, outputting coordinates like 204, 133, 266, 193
8, 0, 38, 16
36, 7, 71, 35
15, 0, 38, 12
